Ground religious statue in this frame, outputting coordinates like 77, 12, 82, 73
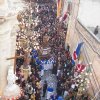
7, 67, 18, 86
2, 67, 21, 100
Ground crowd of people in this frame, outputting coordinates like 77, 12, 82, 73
25, 0, 55, 4
15, 0, 91, 100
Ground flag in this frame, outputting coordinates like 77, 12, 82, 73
57, 0, 60, 17
73, 42, 84, 60
78, 54, 84, 62
71, 58, 75, 66
73, 51, 77, 60
75, 64, 86, 73
57, 0, 62, 17
75, 54, 86, 73
67, 2, 72, 15
59, 12, 68, 22
71, 53, 83, 67
62, 13, 68, 21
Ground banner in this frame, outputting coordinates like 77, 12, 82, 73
75, 64, 86, 73
75, 54, 86, 73
57, 0, 62, 18
73, 42, 84, 60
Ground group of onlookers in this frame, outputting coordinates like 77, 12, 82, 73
15, 0, 91, 99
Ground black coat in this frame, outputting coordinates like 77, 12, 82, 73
43, 83, 47, 92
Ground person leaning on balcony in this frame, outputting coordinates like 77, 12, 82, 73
94, 25, 99, 35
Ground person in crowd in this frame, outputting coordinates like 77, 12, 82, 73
27, 86, 33, 99
15, 0, 91, 99
42, 80, 48, 97
63, 89, 69, 99
31, 93, 35, 100
57, 96, 64, 100
94, 25, 99, 35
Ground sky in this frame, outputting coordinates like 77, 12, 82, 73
78, 0, 100, 27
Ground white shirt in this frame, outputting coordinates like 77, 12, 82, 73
71, 84, 75, 89
57, 70, 60, 76
64, 91, 69, 98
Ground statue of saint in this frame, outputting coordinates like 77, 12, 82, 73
7, 67, 18, 86
3, 67, 21, 99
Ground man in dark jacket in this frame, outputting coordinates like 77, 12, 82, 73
42, 80, 48, 97
94, 26, 99, 35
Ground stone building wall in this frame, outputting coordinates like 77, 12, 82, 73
63, 0, 100, 97
75, 21, 100, 96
